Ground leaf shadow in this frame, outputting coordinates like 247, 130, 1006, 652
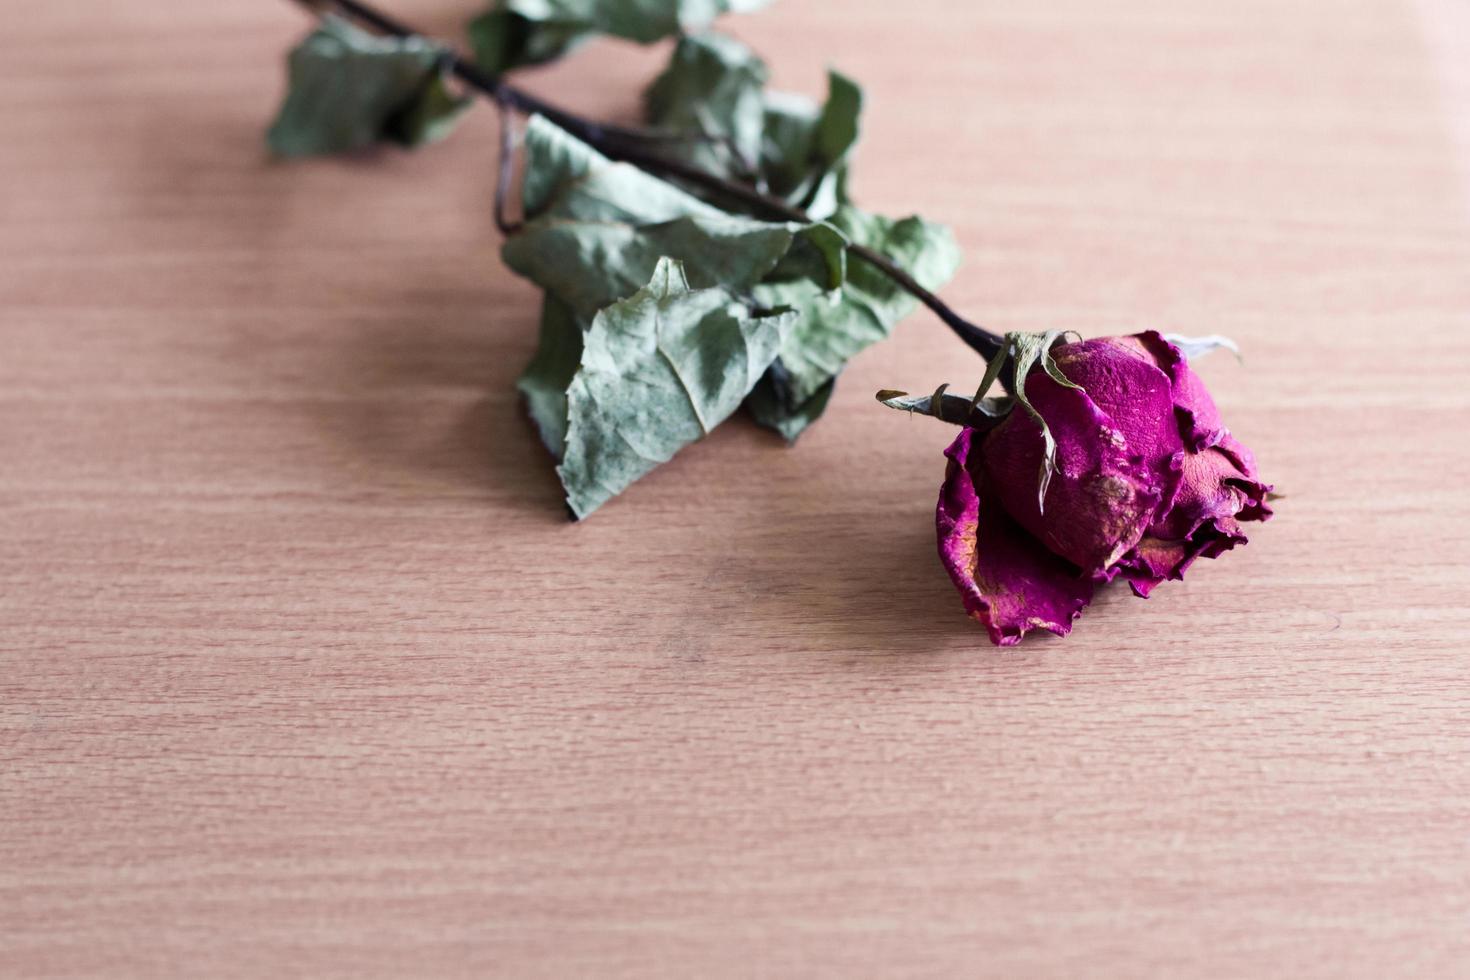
126, 96, 569, 523
734, 502, 1048, 666
771, 500, 1171, 669
288, 291, 571, 524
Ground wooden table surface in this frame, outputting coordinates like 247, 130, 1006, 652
5, 0, 1470, 975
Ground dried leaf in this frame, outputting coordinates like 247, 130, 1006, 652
470, 0, 775, 73
643, 32, 769, 180
467, 8, 590, 74
745, 373, 834, 442
746, 207, 960, 441
267, 16, 468, 157
559, 259, 796, 518
517, 294, 586, 458
504, 117, 842, 322
643, 34, 860, 218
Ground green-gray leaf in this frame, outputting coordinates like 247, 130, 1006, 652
467, 8, 591, 75
745, 373, 834, 442
798, 70, 861, 215
504, 116, 842, 322
517, 294, 587, 458
757, 71, 860, 217
641, 34, 861, 219
505, 215, 797, 321
517, 112, 708, 222
267, 16, 469, 157
470, 0, 775, 73
560, 258, 796, 518
745, 206, 961, 440
759, 91, 819, 195
527, 0, 774, 43
644, 32, 769, 181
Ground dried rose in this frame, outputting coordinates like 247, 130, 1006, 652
936, 331, 1271, 645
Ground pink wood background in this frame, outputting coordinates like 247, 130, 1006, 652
4, 0, 1470, 975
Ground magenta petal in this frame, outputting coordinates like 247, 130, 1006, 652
1151, 446, 1254, 540
938, 429, 1094, 646
1215, 434, 1273, 523
980, 339, 1185, 575
1117, 443, 1271, 594
1054, 338, 1192, 468
1129, 330, 1273, 519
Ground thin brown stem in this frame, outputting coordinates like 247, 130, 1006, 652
491, 93, 522, 235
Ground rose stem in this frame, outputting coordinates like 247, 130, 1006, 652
287, 0, 1008, 363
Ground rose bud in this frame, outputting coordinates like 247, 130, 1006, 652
934, 331, 1272, 645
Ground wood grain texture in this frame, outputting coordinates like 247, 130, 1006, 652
4, 1, 1470, 976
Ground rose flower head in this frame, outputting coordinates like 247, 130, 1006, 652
886, 330, 1272, 646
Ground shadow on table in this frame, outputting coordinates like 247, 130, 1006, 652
129, 96, 572, 522
303, 305, 570, 523
717, 500, 1067, 667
